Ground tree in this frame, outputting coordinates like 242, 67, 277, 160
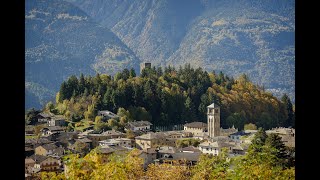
191, 148, 230, 180
183, 96, 197, 122
25, 108, 40, 125
281, 94, 294, 127
146, 161, 190, 180
45, 101, 55, 113
250, 127, 267, 153
244, 123, 257, 130
265, 133, 287, 167
129, 68, 136, 78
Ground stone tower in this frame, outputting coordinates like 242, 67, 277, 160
207, 103, 220, 138
140, 62, 151, 74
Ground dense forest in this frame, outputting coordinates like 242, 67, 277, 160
41, 64, 294, 131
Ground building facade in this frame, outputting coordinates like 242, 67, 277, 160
207, 103, 220, 138
140, 62, 151, 73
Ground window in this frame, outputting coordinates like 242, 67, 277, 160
215, 109, 219, 113
206, 148, 209, 151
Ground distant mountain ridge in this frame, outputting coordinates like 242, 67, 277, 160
25, 0, 140, 109
70, 0, 295, 102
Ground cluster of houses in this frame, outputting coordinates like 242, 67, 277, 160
25, 103, 295, 178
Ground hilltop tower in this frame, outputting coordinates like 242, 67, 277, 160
207, 103, 220, 138
140, 62, 151, 74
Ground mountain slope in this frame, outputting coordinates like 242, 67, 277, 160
167, 0, 295, 100
25, 0, 140, 109
69, 0, 204, 66
69, 0, 295, 101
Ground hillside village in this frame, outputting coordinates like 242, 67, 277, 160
25, 102, 295, 178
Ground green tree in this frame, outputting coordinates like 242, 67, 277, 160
281, 94, 295, 127
25, 108, 40, 125
249, 127, 267, 153
265, 133, 287, 167
129, 68, 136, 78
191, 148, 230, 180
244, 123, 257, 130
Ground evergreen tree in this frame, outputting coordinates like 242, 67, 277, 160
265, 133, 287, 166
129, 68, 136, 78
281, 94, 294, 127
250, 127, 267, 153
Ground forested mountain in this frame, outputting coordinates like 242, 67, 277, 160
50, 65, 294, 131
25, 0, 140, 109
69, 0, 295, 102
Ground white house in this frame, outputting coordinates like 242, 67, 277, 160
126, 121, 153, 132
198, 141, 233, 156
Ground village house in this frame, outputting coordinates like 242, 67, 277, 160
135, 132, 167, 150
87, 130, 125, 147
76, 137, 93, 149
99, 138, 132, 148
25, 137, 54, 150
41, 126, 65, 136
25, 158, 36, 174
138, 148, 158, 169
25, 125, 35, 136
266, 127, 295, 147
78, 129, 95, 138
198, 141, 234, 156
125, 121, 153, 132
179, 146, 201, 153
28, 154, 61, 172
184, 122, 207, 137
96, 145, 130, 164
97, 110, 119, 121
220, 125, 238, 136
37, 112, 54, 123
48, 115, 66, 127
35, 143, 64, 156
229, 131, 250, 143
158, 151, 201, 167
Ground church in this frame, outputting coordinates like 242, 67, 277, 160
183, 102, 240, 156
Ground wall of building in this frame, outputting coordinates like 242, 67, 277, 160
41, 158, 60, 171
35, 146, 47, 156
133, 125, 150, 131
199, 146, 219, 155
184, 127, 206, 136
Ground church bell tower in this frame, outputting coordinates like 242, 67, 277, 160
207, 103, 220, 138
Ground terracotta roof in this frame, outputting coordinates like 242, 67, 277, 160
184, 122, 207, 128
